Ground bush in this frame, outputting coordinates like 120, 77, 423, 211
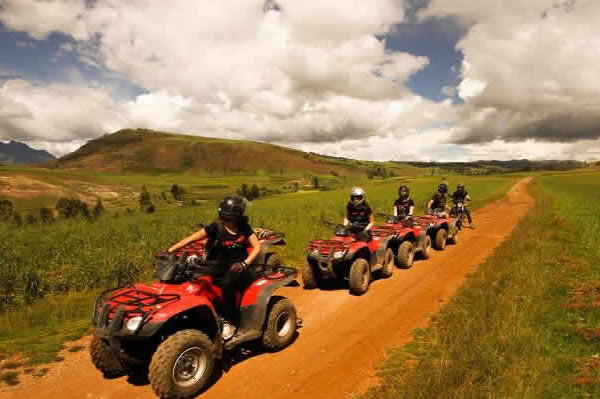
56, 198, 90, 219
93, 198, 104, 218
40, 207, 54, 224
312, 176, 320, 189
139, 186, 152, 207
0, 199, 13, 221
170, 184, 185, 201
25, 214, 36, 225
12, 212, 22, 227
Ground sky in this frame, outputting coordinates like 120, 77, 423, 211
0, 0, 599, 162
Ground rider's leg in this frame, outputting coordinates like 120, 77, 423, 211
221, 268, 248, 323
465, 208, 473, 224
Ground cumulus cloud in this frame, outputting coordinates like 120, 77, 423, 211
421, 0, 600, 145
0, 0, 452, 156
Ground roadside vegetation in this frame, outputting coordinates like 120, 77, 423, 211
0, 173, 516, 377
363, 171, 600, 398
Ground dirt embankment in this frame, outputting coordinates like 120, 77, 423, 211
0, 178, 534, 399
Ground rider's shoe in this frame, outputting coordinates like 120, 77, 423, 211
221, 320, 237, 341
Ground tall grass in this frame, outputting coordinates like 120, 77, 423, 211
363, 172, 600, 398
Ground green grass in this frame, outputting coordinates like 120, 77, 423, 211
363, 172, 600, 398
0, 173, 516, 365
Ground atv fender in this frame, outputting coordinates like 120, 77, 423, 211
415, 230, 429, 249
238, 275, 297, 335
149, 296, 222, 356
369, 237, 391, 266
253, 238, 285, 264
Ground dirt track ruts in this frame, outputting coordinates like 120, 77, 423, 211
0, 178, 534, 399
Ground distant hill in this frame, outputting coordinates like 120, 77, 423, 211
53, 129, 420, 177
401, 159, 587, 174
0, 141, 56, 164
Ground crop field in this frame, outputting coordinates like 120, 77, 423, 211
363, 171, 600, 398
0, 173, 516, 367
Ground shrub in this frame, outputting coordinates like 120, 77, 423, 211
12, 212, 22, 227
93, 198, 104, 218
139, 186, 152, 207
0, 199, 13, 221
40, 207, 54, 224
56, 198, 90, 219
170, 184, 185, 201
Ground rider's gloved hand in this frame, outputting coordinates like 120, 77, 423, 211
231, 261, 248, 272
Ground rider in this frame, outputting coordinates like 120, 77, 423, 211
451, 183, 474, 228
427, 183, 449, 217
393, 185, 415, 219
344, 187, 374, 241
167, 196, 261, 340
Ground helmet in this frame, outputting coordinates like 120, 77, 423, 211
438, 183, 448, 194
398, 185, 410, 200
350, 187, 366, 205
457, 183, 465, 192
218, 196, 246, 221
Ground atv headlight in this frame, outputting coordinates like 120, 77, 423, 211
126, 316, 143, 331
333, 250, 346, 259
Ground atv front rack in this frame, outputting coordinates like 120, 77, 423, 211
92, 286, 180, 335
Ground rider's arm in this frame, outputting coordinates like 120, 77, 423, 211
466, 194, 471, 202
408, 205, 414, 216
427, 199, 433, 210
393, 206, 398, 217
244, 233, 261, 265
365, 213, 374, 231
168, 229, 207, 253
343, 217, 349, 226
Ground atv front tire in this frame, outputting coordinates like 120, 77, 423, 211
349, 258, 370, 296
149, 329, 215, 399
90, 333, 126, 378
302, 262, 319, 289
378, 248, 394, 278
448, 229, 459, 245
434, 229, 448, 250
262, 298, 297, 351
419, 235, 432, 260
396, 241, 415, 269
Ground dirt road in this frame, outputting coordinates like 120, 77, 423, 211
1, 178, 534, 399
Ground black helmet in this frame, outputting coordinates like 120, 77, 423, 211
457, 183, 465, 192
218, 196, 246, 221
398, 185, 410, 200
438, 183, 448, 194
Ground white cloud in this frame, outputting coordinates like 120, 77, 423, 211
422, 0, 600, 145
0, 0, 451, 153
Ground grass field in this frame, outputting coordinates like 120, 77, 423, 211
363, 171, 600, 398
0, 173, 516, 374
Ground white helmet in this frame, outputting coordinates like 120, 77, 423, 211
350, 186, 366, 205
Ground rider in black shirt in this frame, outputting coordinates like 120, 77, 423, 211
393, 185, 415, 219
451, 183, 474, 228
168, 196, 261, 340
427, 183, 449, 217
344, 187, 374, 241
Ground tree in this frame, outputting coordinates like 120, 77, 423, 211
93, 198, 104, 218
170, 184, 185, 201
160, 191, 167, 201
312, 176, 320, 189
0, 199, 13, 221
13, 212, 22, 227
139, 186, 152, 207
40, 207, 54, 224
249, 184, 260, 201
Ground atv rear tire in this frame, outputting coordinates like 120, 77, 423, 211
302, 262, 319, 289
419, 235, 432, 259
396, 241, 415, 269
349, 258, 370, 296
90, 333, 126, 378
434, 229, 447, 250
262, 298, 297, 351
378, 248, 394, 278
149, 329, 215, 399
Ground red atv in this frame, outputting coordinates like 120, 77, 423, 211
411, 208, 460, 250
90, 231, 298, 399
370, 215, 433, 268
303, 223, 395, 295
